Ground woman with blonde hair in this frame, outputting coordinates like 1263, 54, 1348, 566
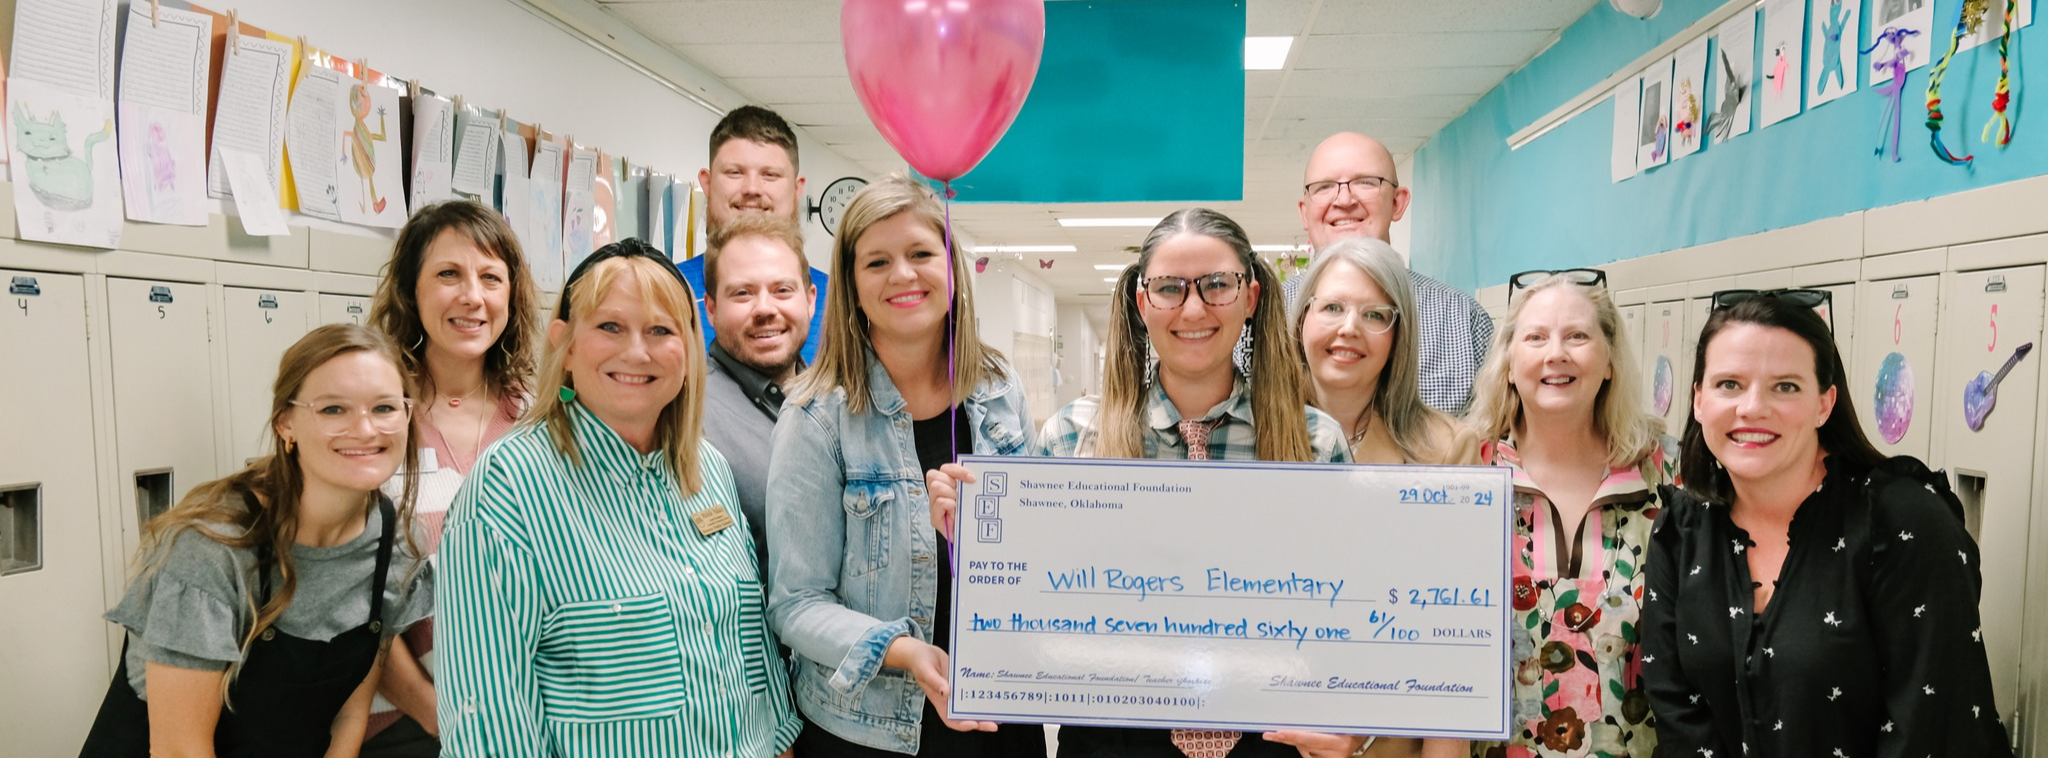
767, 175, 1040, 757
435, 239, 798, 757
934, 208, 1362, 757
80, 324, 433, 758
1289, 236, 1477, 468
1465, 269, 1664, 758
360, 198, 538, 755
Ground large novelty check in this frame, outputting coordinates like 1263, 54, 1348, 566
947, 456, 1513, 740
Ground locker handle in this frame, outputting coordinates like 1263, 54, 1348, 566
135, 470, 174, 526
0, 484, 40, 577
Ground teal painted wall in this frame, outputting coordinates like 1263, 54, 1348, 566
1412, 0, 2048, 294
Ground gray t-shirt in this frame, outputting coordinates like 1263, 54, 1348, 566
105, 495, 434, 699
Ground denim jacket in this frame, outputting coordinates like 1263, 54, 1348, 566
765, 349, 1031, 753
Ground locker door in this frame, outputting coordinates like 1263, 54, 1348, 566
1811, 283, 1857, 379
1644, 301, 1687, 432
1853, 276, 1941, 460
223, 288, 311, 466
1619, 304, 1645, 365
105, 278, 216, 556
319, 293, 372, 327
0, 271, 112, 756
1936, 265, 2044, 725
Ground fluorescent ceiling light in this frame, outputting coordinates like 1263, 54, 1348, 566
1058, 217, 1162, 228
1093, 264, 1130, 271
1102, 277, 1120, 283
970, 245, 1077, 253
1252, 244, 1309, 252
1245, 37, 1293, 70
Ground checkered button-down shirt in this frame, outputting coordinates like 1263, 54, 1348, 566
1281, 269, 1493, 416
1032, 375, 1350, 462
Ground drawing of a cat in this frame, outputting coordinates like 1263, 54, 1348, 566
13, 105, 111, 212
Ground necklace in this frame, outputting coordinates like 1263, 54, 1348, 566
440, 382, 483, 408
1346, 405, 1374, 449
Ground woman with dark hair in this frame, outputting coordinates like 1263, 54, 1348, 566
931, 208, 1361, 758
359, 200, 539, 755
1642, 290, 2012, 756
79, 324, 432, 758
767, 175, 1040, 758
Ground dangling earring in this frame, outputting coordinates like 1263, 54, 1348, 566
283, 437, 296, 455
1713, 459, 1724, 470
558, 385, 577, 402
411, 332, 424, 352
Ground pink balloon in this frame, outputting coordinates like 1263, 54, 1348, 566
842, 0, 1046, 182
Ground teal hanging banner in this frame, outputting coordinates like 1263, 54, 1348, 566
939, 0, 1246, 203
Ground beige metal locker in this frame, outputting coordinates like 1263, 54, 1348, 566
1935, 265, 2044, 729
1810, 283, 1857, 381
0, 271, 114, 756
222, 288, 312, 466
1644, 301, 1687, 433
318, 293, 373, 327
1854, 276, 1941, 460
104, 278, 217, 557
1619, 304, 1645, 366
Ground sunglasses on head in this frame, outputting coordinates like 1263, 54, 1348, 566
1506, 268, 1606, 305
557, 238, 697, 320
1710, 288, 1834, 333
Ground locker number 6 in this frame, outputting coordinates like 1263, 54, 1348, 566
1989, 304, 1999, 352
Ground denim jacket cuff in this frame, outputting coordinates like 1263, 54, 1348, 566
828, 617, 912, 696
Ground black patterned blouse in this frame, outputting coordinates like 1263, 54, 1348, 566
1641, 457, 2013, 758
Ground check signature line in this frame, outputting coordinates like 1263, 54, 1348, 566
968, 629, 1489, 648
1039, 590, 1379, 604
1259, 688, 1489, 699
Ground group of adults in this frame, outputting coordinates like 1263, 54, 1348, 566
74, 104, 2012, 758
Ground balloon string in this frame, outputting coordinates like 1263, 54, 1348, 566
942, 181, 959, 567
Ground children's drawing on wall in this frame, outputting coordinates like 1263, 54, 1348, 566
1959, 0, 2034, 52
1866, 25, 1922, 161
1808, 0, 1860, 107
336, 81, 405, 228
1759, 0, 1806, 128
1710, 11, 1756, 143
1636, 59, 1673, 170
286, 65, 344, 221
8, 80, 123, 248
114, 2, 210, 226
562, 147, 597, 267
1963, 343, 2034, 431
1874, 350, 1915, 444
1671, 37, 1709, 160
1872, 0, 1935, 84
1611, 77, 1641, 183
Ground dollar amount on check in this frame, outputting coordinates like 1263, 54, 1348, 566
947, 456, 1513, 740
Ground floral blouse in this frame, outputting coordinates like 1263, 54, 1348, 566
1641, 456, 2013, 757
1475, 440, 1661, 758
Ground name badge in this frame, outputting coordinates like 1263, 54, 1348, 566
690, 505, 735, 536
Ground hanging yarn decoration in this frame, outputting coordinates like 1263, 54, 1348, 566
1980, 0, 2017, 145
1867, 26, 1921, 162
1926, 0, 1987, 166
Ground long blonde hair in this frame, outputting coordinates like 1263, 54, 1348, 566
1466, 274, 1661, 468
1091, 208, 1315, 461
133, 325, 421, 701
1288, 237, 1457, 463
527, 255, 711, 494
788, 174, 1005, 412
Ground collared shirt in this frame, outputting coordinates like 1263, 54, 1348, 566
707, 341, 795, 423
1282, 269, 1493, 416
1643, 457, 2013, 757
436, 401, 800, 758
1032, 375, 1350, 462
704, 341, 799, 575
1475, 439, 1661, 758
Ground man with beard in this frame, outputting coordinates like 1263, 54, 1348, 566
682, 105, 828, 362
701, 214, 815, 574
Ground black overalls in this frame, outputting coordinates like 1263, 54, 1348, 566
79, 493, 397, 758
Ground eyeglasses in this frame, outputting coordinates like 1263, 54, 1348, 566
1306, 297, 1399, 334
287, 399, 414, 435
1506, 268, 1607, 305
559, 238, 698, 320
1139, 271, 1249, 310
1710, 288, 1835, 333
1304, 175, 1397, 201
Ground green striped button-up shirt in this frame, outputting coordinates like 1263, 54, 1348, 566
436, 401, 800, 758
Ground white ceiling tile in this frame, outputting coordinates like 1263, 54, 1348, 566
1246, 0, 1319, 35
1278, 66, 1518, 98
675, 42, 845, 79
724, 76, 858, 104
802, 124, 887, 144
1295, 31, 1557, 70
1246, 70, 1285, 99
602, 2, 840, 45
771, 101, 874, 127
